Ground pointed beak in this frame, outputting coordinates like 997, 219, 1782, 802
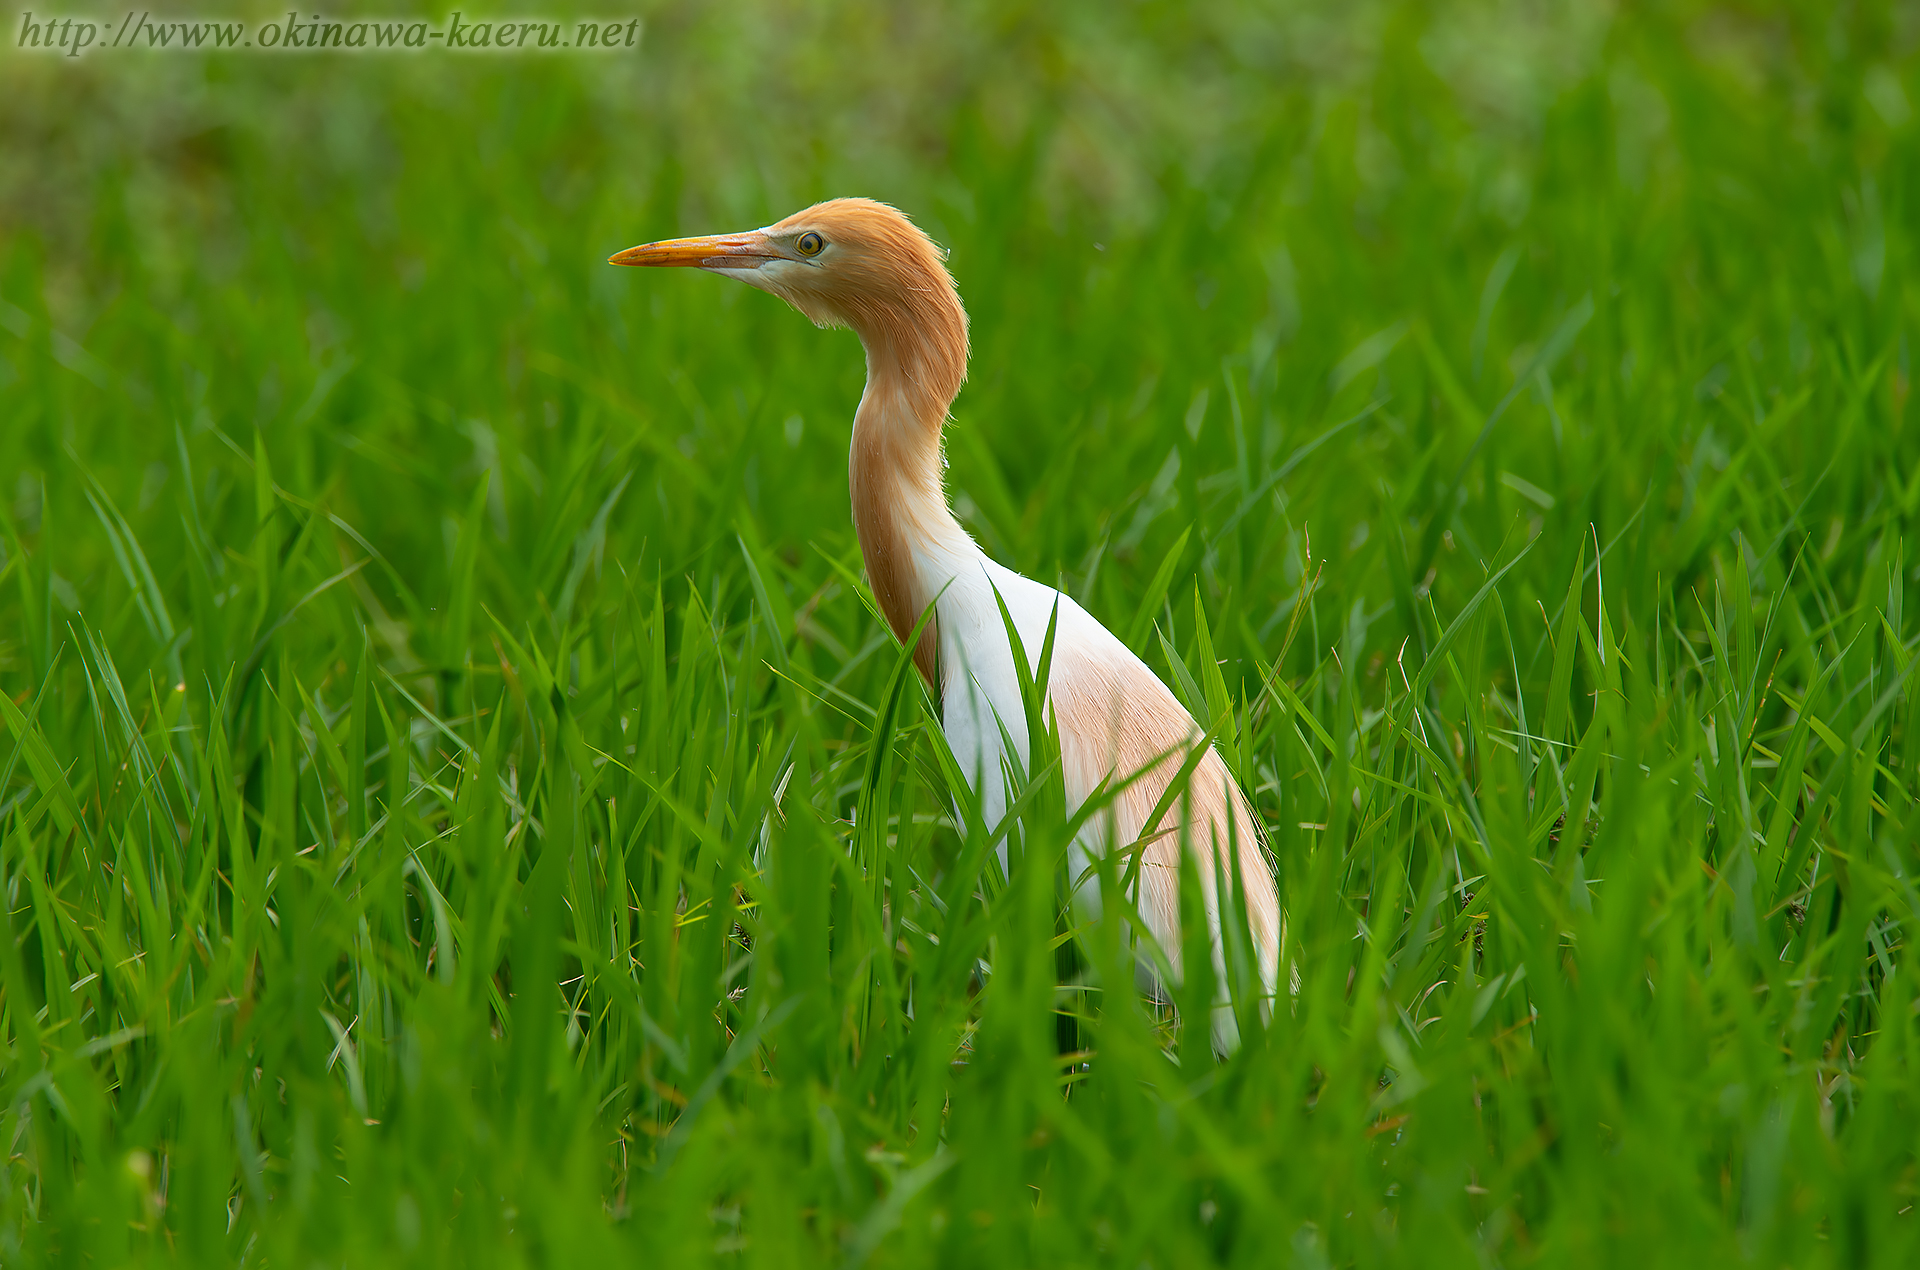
609, 230, 782, 269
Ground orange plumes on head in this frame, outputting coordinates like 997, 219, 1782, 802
610, 198, 972, 687
761, 201, 971, 686
759, 199, 970, 414
609, 197, 968, 412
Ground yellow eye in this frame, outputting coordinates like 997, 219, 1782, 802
795, 231, 825, 257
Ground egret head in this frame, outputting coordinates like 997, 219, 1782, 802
611, 198, 968, 405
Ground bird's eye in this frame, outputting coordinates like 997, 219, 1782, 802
795, 231, 825, 257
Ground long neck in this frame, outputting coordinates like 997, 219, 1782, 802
847, 312, 974, 688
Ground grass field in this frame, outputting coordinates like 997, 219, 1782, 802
2, 1, 1919, 1264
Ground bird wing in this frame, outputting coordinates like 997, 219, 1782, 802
1045, 617, 1282, 998
934, 564, 1282, 1010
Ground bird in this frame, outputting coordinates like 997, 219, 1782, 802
611, 198, 1279, 1052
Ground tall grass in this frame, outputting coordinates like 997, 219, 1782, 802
1, 1, 1917, 1264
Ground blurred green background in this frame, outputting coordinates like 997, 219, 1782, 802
2, 2, 1918, 1265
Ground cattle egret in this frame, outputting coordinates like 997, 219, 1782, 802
612, 198, 1279, 1051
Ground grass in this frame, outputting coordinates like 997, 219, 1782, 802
1, 1, 1918, 1264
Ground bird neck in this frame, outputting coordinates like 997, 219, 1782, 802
848, 335, 975, 688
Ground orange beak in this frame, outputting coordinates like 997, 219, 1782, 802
608, 230, 782, 269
